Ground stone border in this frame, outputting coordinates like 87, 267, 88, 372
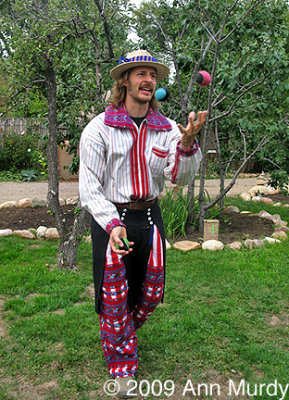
168, 206, 288, 252
0, 194, 288, 250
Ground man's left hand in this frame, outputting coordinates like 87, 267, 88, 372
178, 111, 207, 150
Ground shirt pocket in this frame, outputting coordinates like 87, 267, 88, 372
149, 144, 170, 178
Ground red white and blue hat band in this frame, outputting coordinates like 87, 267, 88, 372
110, 50, 169, 81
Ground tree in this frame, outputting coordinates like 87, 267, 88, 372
133, 0, 289, 232
0, 0, 131, 268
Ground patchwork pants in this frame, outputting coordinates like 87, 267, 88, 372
99, 225, 164, 378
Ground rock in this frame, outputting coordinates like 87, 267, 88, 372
226, 241, 242, 250
251, 185, 268, 195
271, 214, 282, 225
173, 240, 201, 251
240, 211, 253, 215
18, 198, 32, 208
274, 226, 289, 233
280, 220, 288, 227
271, 231, 287, 240
0, 201, 18, 209
240, 193, 251, 201
244, 239, 254, 249
257, 179, 266, 185
253, 239, 265, 248
202, 240, 224, 251
85, 235, 92, 244
267, 188, 281, 195
32, 198, 47, 208
283, 204, 289, 208
14, 230, 35, 239
45, 228, 59, 240
248, 188, 257, 197
265, 237, 281, 244
59, 198, 65, 206
273, 202, 282, 207
258, 210, 272, 220
0, 229, 13, 237
36, 226, 47, 239
227, 206, 240, 214
66, 196, 79, 205
165, 239, 171, 250
252, 196, 261, 202
260, 197, 274, 205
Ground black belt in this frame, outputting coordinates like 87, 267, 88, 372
114, 198, 157, 210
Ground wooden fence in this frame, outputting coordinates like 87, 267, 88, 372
0, 118, 48, 141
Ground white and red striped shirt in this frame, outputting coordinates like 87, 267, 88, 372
79, 103, 202, 232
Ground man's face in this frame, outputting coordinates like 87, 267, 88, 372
124, 67, 157, 105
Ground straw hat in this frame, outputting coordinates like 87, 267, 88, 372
110, 50, 169, 81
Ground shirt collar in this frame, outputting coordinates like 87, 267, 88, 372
104, 103, 172, 131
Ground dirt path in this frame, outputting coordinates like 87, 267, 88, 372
0, 177, 258, 203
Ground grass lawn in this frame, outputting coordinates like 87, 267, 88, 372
0, 197, 288, 400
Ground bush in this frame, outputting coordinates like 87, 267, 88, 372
0, 130, 38, 172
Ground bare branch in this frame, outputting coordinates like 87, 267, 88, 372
204, 135, 270, 209
209, 75, 267, 122
239, 125, 247, 159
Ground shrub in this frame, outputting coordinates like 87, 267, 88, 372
0, 130, 38, 172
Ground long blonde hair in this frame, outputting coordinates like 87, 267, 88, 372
110, 69, 159, 110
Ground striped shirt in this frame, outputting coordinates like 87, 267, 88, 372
79, 103, 202, 233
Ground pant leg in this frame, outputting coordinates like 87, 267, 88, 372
99, 244, 138, 378
133, 225, 165, 330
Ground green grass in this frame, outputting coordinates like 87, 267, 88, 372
0, 198, 288, 399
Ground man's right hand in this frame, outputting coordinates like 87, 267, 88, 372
109, 226, 134, 256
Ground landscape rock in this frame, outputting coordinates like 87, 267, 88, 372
165, 239, 171, 250
273, 202, 282, 207
240, 193, 251, 201
274, 226, 289, 233
271, 231, 287, 240
0, 229, 13, 237
226, 241, 242, 250
85, 235, 92, 244
251, 185, 268, 195
173, 240, 201, 251
248, 188, 257, 197
32, 198, 47, 208
240, 211, 253, 215
0, 201, 17, 209
257, 179, 266, 185
279, 220, 288, 227
14, 230, 35, 239
18, 198, 32, 208
244, 239, 254, 249
271, 214, 282, 225
36, 226, 47, 239
260, 197, 274, 205
59, 198, 65, 206
45, 228, 59, 240
66, 196, 79, 205
227, 206, 240, 214
265, 237, 281, 244
283, 204, 289, 208
252, 239, 265, 248
202, 240, 224, 251
252, 196, 261, 202
258, 210, 272, 220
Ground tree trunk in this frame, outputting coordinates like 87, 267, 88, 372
45, 55, 87, 270
45, 55, 65, 240
58, 202, 89, 269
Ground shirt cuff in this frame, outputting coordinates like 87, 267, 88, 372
106, 218, 126, 235
177, 140, 199, 157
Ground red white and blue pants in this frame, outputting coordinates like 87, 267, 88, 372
99, 225, 164, 378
